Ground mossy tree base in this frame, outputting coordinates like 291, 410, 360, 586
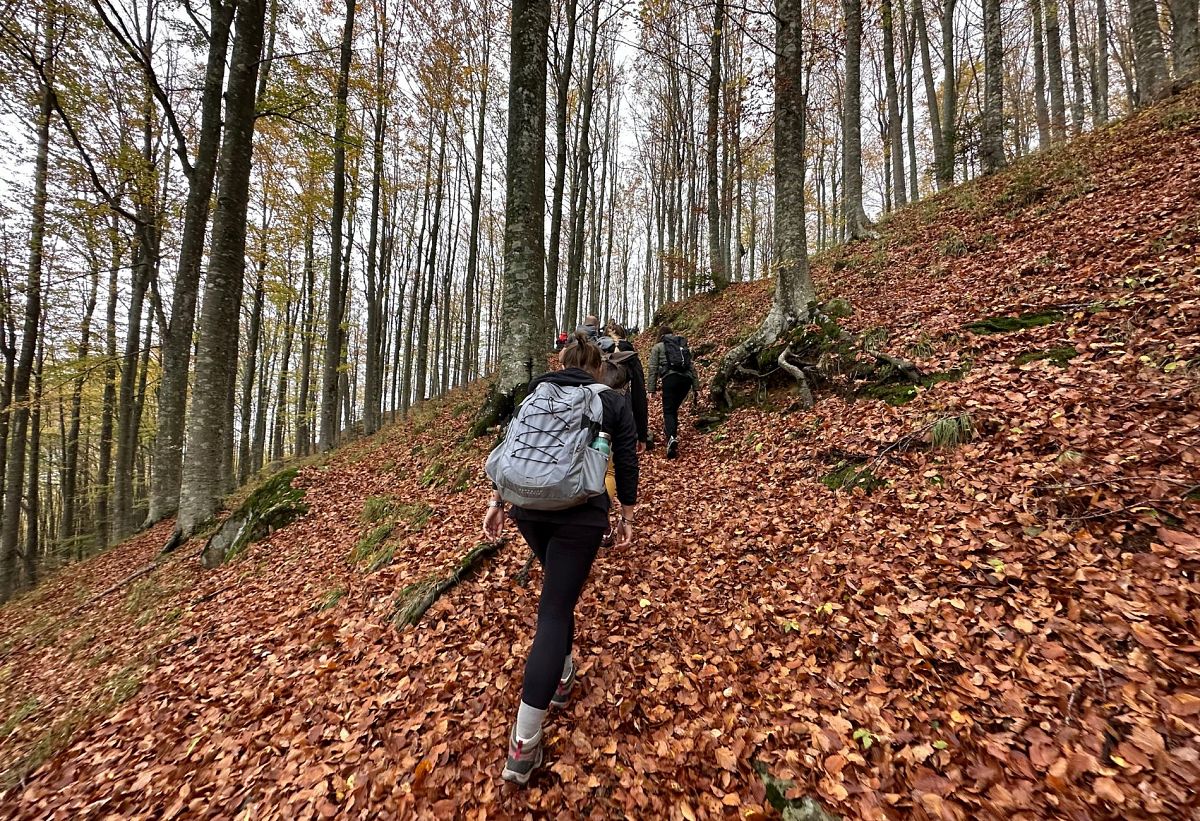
712, 299, 928, 413
468, 381, 528, 440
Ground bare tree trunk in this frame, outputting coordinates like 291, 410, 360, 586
843, 0, 875, 235
1, 16, 53, 601
271, 296, 295, 463
981, 0, 1006, 172
938, 0, 959, 186
912, 0, 944, 188
462, 32, 489, 385
0, 263, 14, 523
901, 0, 919, 200
480, 0, 549, 427
1031, 0, 1052, 144
146, 0, 235, 526
882, 0, 907, 204
174, 0, 267, 540
1067, 0, 1087, 134
545, 0, 577, 339
251, 323, 273, 474
1096, 0, 1110, 122
1045, 0, 1069, 139
563, 0, 601, 330
1129, 0, 1170, 104
60, 243, 100, 551
416, 114, 447, 404
319, 0, 356, 451
238, 253, 265, 484
707, 0, 730, 289
1167, 0, 1199, 81
296, 219, 315, 455
712, 0, 815, 402
96, 219, 120, 553
24, 333, 44, 587
362, 10, 387, 435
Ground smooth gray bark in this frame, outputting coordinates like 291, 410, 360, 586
1031, 0, 1052, 144
145, 0, 235, 526
496, 0, 549, 400
938, 0, 958, 186
707, 0, 729, 288
0, 17, 53, 602
174, 0, 267, 539
981, 0, 1006, 172
1129, 0, 1170, 104
842, 0, 875, 236
1046, 0, 1069, 139
319, 0, 356, 450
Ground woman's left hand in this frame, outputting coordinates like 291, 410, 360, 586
614, 518, 633, 549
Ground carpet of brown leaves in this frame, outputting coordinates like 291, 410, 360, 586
1, 89, 1198, 820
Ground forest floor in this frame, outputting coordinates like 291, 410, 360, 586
1, 89, 1199, 820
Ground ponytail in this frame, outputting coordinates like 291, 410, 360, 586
560, 330, 603, 374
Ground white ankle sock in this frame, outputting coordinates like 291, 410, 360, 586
561, 653, 574, 682
515, 702, 546, 742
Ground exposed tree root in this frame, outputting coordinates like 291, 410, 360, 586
392, 538, 506, 627
710, 310, 812, 407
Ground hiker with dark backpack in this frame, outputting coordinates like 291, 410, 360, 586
482, 332, 639, 785
647, 325, 699, 459
597, 321, 649, 452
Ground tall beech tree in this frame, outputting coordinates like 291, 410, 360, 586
174, 0, 268, 540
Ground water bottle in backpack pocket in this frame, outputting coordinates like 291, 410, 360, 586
485, 382, 611, 510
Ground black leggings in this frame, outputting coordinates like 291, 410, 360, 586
660, 372, 691, 442
514, 519, 605, 710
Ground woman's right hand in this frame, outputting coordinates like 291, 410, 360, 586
483, 504, 506, 541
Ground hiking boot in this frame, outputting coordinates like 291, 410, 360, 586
501, 728, 544, 785
551, 663, 576, 708
666, 436, 679, 459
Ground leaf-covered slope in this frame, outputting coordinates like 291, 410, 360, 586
2, 89, 1199, 819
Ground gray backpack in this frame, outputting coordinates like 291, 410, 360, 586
485, 382, 610, 510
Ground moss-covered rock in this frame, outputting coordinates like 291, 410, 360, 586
201, 468, 308, 568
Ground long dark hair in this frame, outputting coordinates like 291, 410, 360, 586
559, 331, 603, 376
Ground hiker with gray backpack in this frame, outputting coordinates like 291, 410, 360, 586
647, 325, 699, 459
482, 332, 639, 785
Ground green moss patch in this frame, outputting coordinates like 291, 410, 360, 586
1015, 346, 1079, 367
964, 310, 1064, 335
821, 461, 884, 493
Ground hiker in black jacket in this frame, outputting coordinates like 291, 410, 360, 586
647, 325, 699, 459
598, 321, 649, 451
483, 332, 639, 785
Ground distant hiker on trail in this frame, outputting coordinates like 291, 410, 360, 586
597, 321, 649, 452
482, 332, 639, 785
577, 314, 601, 344
648, 325, 699, 460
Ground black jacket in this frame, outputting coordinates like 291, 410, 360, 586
616, 340, 650, 443
511, 368, 639, 528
